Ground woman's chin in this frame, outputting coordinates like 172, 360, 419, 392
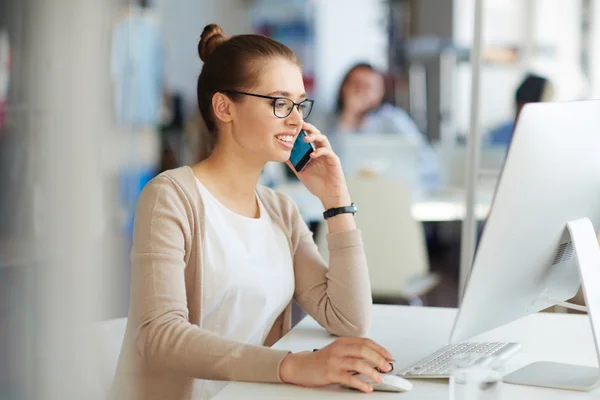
270, 150, 291, 163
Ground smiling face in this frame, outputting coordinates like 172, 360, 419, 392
216, 57, 309, 164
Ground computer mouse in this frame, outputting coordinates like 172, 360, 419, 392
347, 374, 413, 392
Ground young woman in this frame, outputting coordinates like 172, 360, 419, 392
325, 62, 442, 190
333, 63, 416, 134
111, 24, 393, 400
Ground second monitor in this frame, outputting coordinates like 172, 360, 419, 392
337, 134, 422, 189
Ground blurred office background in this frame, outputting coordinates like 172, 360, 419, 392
0, 0, 599, 398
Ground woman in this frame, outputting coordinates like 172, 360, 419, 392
111, 24, 393, 400
326, 63, 442, 190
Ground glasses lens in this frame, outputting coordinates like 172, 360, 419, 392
299, 101, 313, 119
274, 98, 294, 118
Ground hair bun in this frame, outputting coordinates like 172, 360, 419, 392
198, 24, 226, 62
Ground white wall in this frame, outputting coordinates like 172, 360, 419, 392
453, 0, 532, 136
152, 0, 389, 114
530, 0, 587, 101
154, 0, 388, 115
590, 0, 600, 98
452, 0, 586, 138
154, 0, 388, 114
151, 0, 251, 113
313, 0, 389, 111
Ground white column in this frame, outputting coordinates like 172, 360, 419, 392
591, 0, 600, 97
459, 0, 485, 301
314, 0, 389, 110
27, 0, 128, 398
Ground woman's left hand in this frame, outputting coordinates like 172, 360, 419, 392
286, 122, 351, 209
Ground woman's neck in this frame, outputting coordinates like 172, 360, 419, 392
191, 144, 264, 218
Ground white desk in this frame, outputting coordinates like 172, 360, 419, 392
411, 187, 493, 222
276, 182, 494, 223
214, 305, 599, 399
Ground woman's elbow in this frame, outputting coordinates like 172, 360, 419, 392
329, 313, 371, 338
135, 314, 185, 361
135, 321, 157, 359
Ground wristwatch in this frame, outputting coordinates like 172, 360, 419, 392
323, 203, 358, 220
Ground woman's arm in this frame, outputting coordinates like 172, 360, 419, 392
130, 176, 289, 382
290, 210, 372, 337
282, 123, 372, 337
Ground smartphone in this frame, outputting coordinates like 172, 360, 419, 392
289, 130, 315, 173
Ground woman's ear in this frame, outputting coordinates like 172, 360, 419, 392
212, 92, 235, 123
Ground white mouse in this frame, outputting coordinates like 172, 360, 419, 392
347, 374, 413, 392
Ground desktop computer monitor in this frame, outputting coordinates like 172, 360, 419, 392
338, 134, 422, 189
449, 100, 600, 390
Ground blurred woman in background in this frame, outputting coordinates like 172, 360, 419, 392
325, 63, 442, 190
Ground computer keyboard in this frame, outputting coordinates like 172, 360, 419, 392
398, 342, 521, 379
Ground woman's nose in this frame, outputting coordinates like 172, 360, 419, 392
286, 105, 303, 125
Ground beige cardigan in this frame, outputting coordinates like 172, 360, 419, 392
110, 166, 372, 400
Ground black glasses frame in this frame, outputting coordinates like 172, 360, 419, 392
220, 89, 314, 119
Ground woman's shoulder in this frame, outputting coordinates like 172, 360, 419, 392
139, 166, 201, 210
144, 166, 192, 190
368, 103, 421, 136
374, 103, 413, 119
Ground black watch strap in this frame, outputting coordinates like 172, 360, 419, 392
323, 203, 357, 220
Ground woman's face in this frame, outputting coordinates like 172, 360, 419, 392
341, 67, 385, 114
229, 58, 308, 164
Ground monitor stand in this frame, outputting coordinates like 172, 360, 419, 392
503, 217, 600, 391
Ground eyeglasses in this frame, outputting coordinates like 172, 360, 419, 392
220, 90, 314, 120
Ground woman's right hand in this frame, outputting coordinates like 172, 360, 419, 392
278, 337, 394, 393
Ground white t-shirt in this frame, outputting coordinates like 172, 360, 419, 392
193, 179, 295, 399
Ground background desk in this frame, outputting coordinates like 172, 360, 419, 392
214, 305, 599, 399
275, 182, 494, 223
